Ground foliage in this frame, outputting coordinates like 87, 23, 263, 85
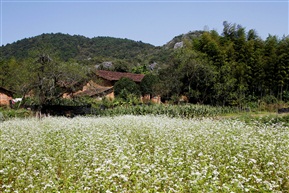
8, 55, 90, 109
1, 115, 289, 192
0, 33, 166, 68
157, 21, 289, 106
140, 73, 159, 96
97, 104, 239, 118
231, 113, 289, 127
0, 108, 32, 119
114, 77, 141, 100
1, 22, 289, 107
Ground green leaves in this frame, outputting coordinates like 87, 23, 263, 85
140, 73, 159, 96
114, 77, 141, 100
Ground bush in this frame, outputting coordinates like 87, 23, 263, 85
261, 95, 278, 104
114, 77, 141, 100
140, 73, 159, 96
1, 108, 32, 119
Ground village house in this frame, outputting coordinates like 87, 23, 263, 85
70, 70, 144, 100
67, 70, 161, 103
0, 87, 14, 107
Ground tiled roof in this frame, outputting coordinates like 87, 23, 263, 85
96, 70, 145, 82
0, 87, 14, 96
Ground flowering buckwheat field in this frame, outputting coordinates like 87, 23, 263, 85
1, 115, 289, 192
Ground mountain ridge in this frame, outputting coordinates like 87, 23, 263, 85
0, 31, 204, 63
0, 33, 158, 62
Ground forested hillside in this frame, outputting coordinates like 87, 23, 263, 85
1, 21, 289, 107
0, 33, 165, 63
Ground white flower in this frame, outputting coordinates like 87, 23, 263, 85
84, 187, 91, 190
249, 158, 257, 164
44, 184, 52, 190
267, 162, 274, 166
213, 170, 219, 176
198, 152, 203, 157
120, 174, 128, 182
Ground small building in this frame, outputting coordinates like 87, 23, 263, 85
70, 70, 145, 100
66, 70, 161, 103
0, 87, 13, 107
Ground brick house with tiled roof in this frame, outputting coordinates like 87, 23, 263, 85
70, 70, 145, 100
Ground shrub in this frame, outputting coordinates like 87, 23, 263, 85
1, 108, 32, 119
114, 77, 141, 100
140, 73, 159, 96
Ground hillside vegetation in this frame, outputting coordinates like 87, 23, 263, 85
0, 33, 166, 64
1, 21, 289, 109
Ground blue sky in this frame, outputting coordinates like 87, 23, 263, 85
1, 0, 288, 46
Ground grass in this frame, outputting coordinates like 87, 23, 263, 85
1, 115, 289, 192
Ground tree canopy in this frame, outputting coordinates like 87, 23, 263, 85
114, 77, 141, 99
156, 22, 289, 106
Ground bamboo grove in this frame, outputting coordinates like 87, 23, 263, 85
157, 21, 289, 106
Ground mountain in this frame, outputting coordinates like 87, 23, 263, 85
0, 33, 165, 65
0, 31, 205, 71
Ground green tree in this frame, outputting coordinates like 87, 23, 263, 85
157, 61, 183, 101
244, 37, 266, 98
131, 64, 149, 74
199, 31, 224, 68
114, 77, 141, 99
140, 73, 159, 96
213, 63, 237, 106
18, 54, 89, 109
276, 36, 289, 100
113, 60, 130, 72
169, 47, 216, 104
264, 35, 279, 96
0, 58, 16, 88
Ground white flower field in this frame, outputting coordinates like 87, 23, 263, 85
1, 115, 289, 192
